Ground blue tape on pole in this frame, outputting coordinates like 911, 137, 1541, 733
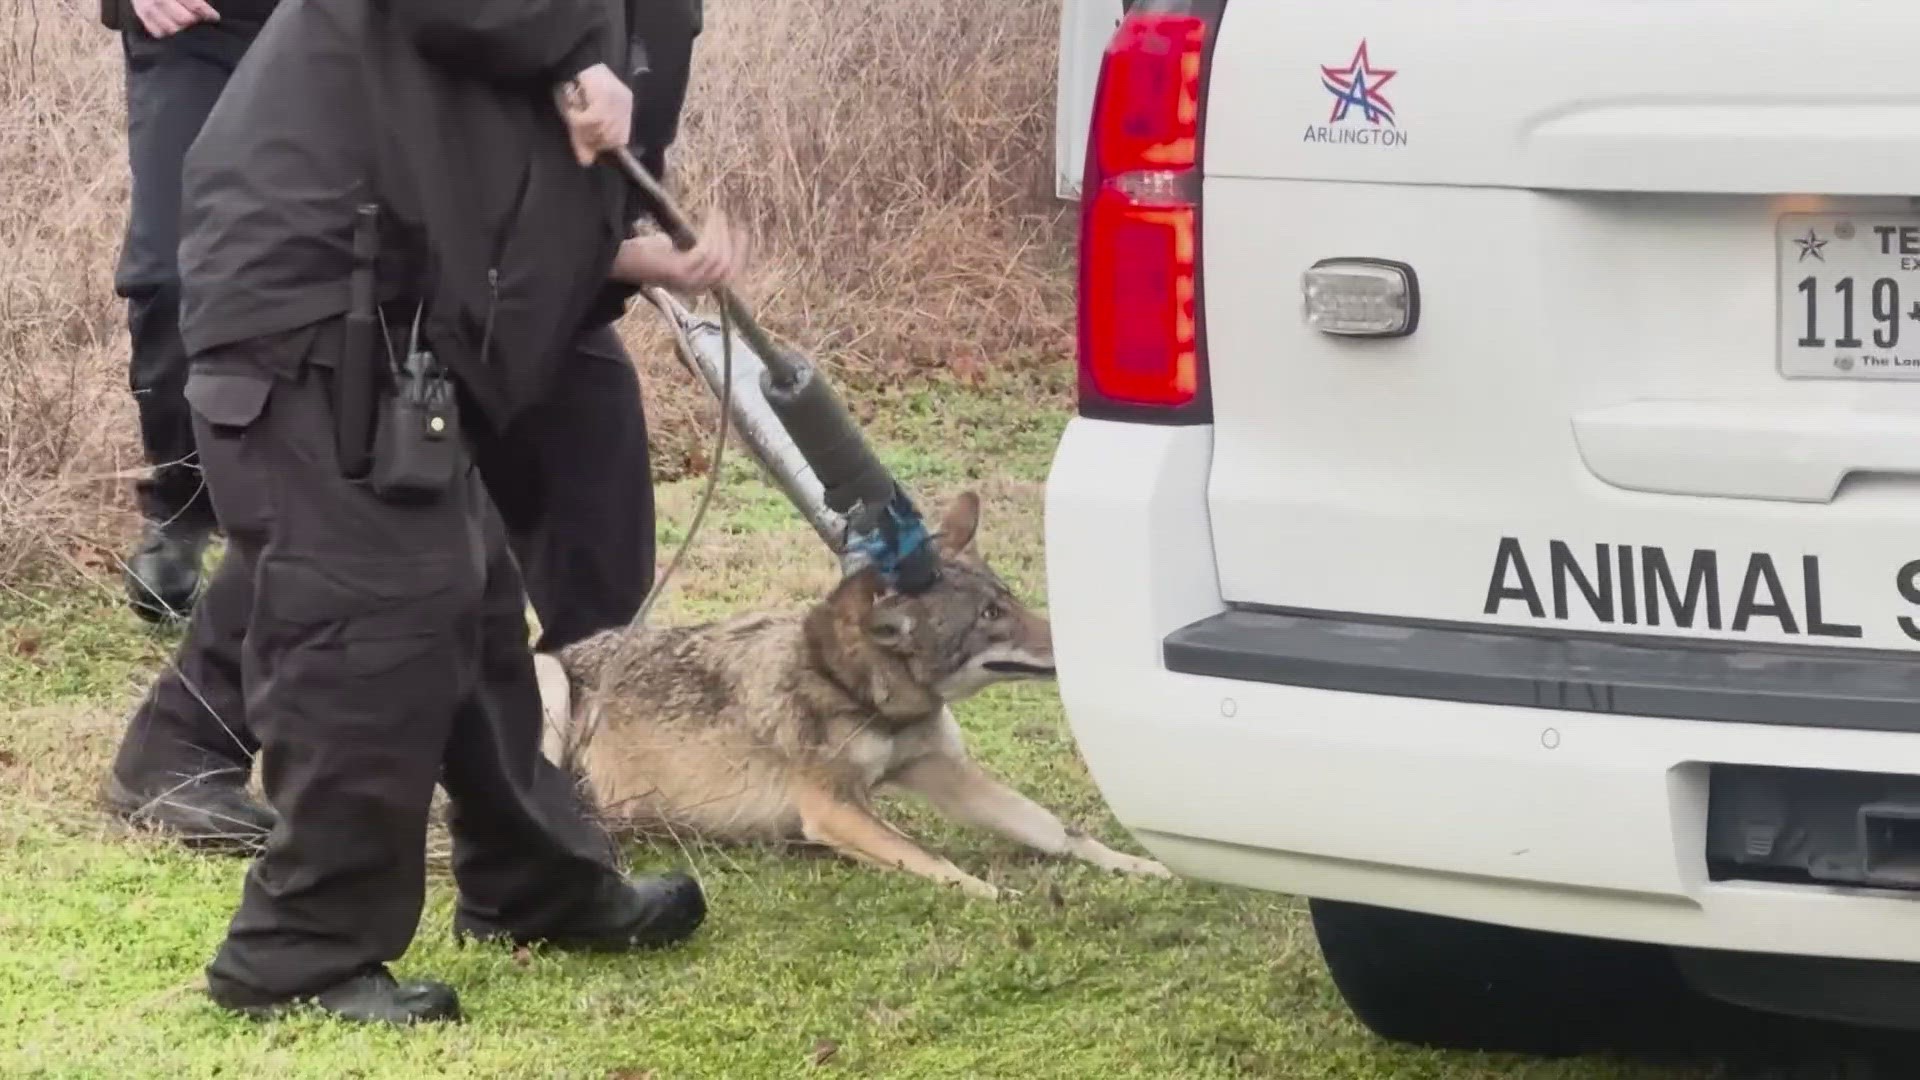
845, 491, 937, 593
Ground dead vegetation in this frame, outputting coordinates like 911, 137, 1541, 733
0, 0, 1073, 585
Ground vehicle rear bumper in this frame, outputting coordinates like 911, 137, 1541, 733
1044, 418, 1920, 965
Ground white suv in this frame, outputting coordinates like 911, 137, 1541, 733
1046, 0, 1920, 1052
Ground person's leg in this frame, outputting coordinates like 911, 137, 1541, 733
443, 495, 704, 950
114, 31, 231, 621
103, 534, 270, 850
106, 35, 267, 832
199, 318, 697, 1021
198, 324, 477, 1022
484, 323, 656, 653
100, 323, 649, 851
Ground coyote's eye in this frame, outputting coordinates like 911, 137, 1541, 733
982, 602, 1004, 621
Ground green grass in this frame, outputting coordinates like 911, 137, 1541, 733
0, 372, 1858, 1078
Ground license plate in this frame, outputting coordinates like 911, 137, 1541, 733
1777, 212, 1920, 379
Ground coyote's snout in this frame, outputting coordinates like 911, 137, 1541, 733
535, 491, 1169, 898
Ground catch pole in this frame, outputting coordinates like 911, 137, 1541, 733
611, 148, 938, 592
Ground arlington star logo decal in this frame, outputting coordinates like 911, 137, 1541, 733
1304, 40, 1409, 148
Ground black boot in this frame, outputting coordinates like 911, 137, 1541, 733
124, 518, 210, 623
454, 870, 707, 953
212, 966, 462, 1025
103, 767, 276, 854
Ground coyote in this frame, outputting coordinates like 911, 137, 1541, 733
534, 491, 1170, 899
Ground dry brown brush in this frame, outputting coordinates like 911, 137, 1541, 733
0, 0, 1073, 587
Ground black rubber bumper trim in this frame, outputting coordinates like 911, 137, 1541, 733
1162, 607, 1920, 733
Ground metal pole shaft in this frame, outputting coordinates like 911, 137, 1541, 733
607, 145, 933, 592
611, 148, 802, 388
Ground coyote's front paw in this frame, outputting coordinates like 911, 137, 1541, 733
956, 875, 1003, 900
1070, 835, 1175, 879
1116, 854, 1174, 879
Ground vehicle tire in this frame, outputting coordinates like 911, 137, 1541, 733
1308, 898, 1749, 1055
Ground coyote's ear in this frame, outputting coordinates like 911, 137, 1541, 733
934, 490, 980, 555
829, 566, 886, 619
828, 569, 913, 648
864, 604, 914, 650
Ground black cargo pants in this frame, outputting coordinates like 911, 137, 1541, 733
163, 317, 624, 1004
109, 322, 656, 789
477, 322, 657, 654
116, 21, 260, 533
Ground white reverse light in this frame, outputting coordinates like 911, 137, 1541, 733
1302, 258, 1418, 338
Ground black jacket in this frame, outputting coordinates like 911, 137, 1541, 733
177, 0, 677, 429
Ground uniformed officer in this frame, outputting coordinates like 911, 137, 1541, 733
119, 0, 740, 1024
102, 0, 708, 858
104, 0, 282, 622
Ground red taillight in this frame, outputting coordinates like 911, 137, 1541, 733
1077, 6, 1219, 421
1092, 15, 1204, 175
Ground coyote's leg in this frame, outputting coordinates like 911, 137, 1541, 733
532, 653, 572, 768
893, 747, 1172, 879
790, 777, 1000, 899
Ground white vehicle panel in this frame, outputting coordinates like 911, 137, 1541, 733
1204, 0, 1920, 196
1044, 0, 1920, 1014
1047, 422, 1920, 964
1197, 0, 1920, 652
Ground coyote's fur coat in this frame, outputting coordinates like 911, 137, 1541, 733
535, 491, 1169, 898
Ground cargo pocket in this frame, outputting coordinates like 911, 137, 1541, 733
182, 361, 276, 535
256, 615, 466, 746
184, 363, 273, 438
252, 552, 475, 737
